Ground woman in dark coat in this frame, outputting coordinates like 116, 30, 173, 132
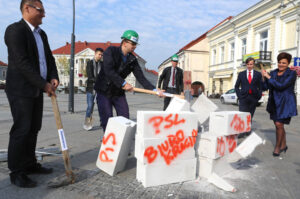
261, 52, 297, 156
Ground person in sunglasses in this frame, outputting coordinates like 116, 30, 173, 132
4, 0, 58, 188
94, 30, 163, 131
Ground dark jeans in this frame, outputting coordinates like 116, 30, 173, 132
163, 88, 180, 110
6, 92, 43, 174
239, 95, 258, 121
97, 93, 129, 131
86, 92, 96, 118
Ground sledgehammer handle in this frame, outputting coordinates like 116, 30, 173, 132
133, 87, 184, 99
51, 96, 75, 184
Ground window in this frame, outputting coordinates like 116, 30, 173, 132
2, 71, 6, 78
260, 31, 268, 51
230, 43, 235, 61
220, 46, 225, 63
241, 38, 247, 56
212, 49, 216, 65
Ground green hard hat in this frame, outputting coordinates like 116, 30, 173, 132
121, 30, 139, 44
171, 54, 179, 62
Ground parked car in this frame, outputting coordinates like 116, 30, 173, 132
220, 88, 265, 106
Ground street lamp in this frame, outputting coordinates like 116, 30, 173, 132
69, 0, 75, 113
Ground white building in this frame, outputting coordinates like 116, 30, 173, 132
0, 60, 7, 83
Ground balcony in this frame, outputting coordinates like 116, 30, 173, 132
242, 51, 272, 63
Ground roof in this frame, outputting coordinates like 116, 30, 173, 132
0, 60, 8, 66
52, 41, 144, 61
145, 68, 158, 76
179, 16, 233, 51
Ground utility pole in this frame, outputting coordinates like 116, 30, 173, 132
69, 0, 75, 113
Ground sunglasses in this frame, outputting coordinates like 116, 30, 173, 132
126, 40, 138, 46
28, 4, 45, 14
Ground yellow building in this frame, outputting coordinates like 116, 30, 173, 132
158, 17, 232, 95
207, 0, 300, 98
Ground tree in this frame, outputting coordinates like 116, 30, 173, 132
56, 56, 70, 75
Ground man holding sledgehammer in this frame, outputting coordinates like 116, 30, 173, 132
94, 30, 163, 131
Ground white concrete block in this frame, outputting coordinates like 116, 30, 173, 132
208, 173, 237, 192
198, 156, 215, 179
191, 94, 218, 124
235, 132, 265, 158
209, 111, 251, 135
96, 116, 136, 176
136, 158, 197, 187
137, 111, 198, 139
166, 97, 190, 112
197, 132, 238, 159
135, 134, 196, 165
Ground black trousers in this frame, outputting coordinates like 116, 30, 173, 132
239, 95, 258, 121
163, 88, 180, 110
6, 92, 43, 174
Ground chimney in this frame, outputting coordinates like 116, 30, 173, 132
106, 41, 111, 46
66, 42, 69, 45
84, 41, 88, 46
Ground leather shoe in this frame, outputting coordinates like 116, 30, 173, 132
10, 172, 37, 188
26, 163, 53, 175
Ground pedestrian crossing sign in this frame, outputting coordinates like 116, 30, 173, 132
294, 57, 300, 66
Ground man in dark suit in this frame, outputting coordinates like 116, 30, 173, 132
158, 54, 184, 110
83, 48, 103, 131
4, 0, 59, 188
94, 30, 163, 131
234, 57, 262, 136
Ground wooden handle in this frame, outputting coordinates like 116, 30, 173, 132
133, 87, 158, 95
51, 96, 63, 129
50, 95, 75, 184
133, 87, 184, 99
260, 63, 265, 71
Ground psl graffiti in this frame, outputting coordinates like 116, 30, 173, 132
144, 129, 198, 165
216, 135, 237, 156
230, 114, 251, 133
99, 132, 117, 162
148, 113, 185, 134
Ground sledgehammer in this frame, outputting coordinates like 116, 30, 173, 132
133, 87, 184, 99
48, 95, 75, 187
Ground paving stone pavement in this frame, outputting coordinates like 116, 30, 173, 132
0, 90, 299, 199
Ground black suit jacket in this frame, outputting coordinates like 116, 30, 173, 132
94, 46, 155, 97
234, 70, 262, 101
86, 59, 102, 93
4, 19, 59, 97
158, 66, 184, 94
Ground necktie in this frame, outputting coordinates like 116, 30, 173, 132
172, 68, 175, 87
248, 71, 252, 94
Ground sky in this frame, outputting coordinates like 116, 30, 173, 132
0, 0, 261, 70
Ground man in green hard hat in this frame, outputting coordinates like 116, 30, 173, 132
94, 30, 163, 131
158, 54, 184, 110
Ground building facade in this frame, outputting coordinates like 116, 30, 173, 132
158, 17, 232, 95
207, 0, 300, 100
0, 60, 8, 83
52, 41, 157, 89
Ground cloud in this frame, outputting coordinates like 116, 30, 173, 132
0, 0, 261, 69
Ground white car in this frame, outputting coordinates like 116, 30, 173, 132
220, 89, 265, 106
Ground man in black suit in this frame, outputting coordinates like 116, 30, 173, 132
4, 0, 59, 188
83, 48, 103, 131
158, 54, 184, 110
94, 30, 163, 131
234, 57, 262, 136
